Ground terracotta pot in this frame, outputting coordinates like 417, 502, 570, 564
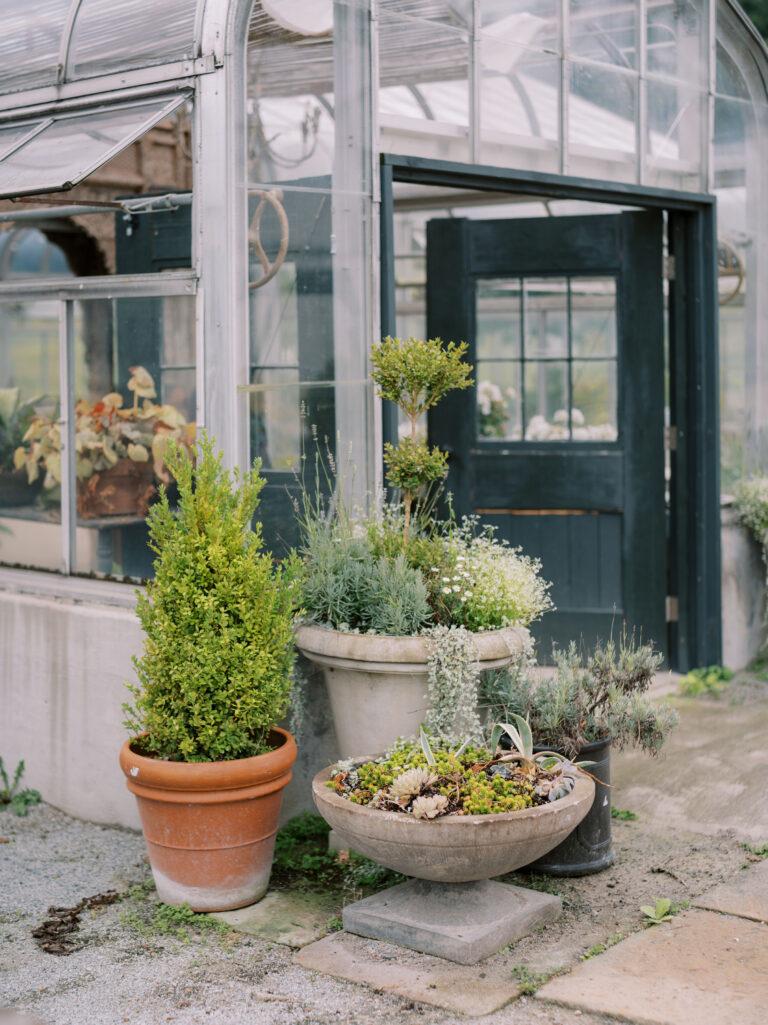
77, 458, 156, 519
313, 763, 595, 883
119, 728, 297, 911
295, 623, 530, 758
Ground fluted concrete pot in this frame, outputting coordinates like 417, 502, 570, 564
312, 764, 595, 882
295, 623, 530, 758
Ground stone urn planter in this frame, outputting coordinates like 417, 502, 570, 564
120, 728, 297, 912
313, 763, 594, 962
295, 623, 530, 757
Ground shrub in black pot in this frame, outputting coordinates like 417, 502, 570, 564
483, 632, 678, 876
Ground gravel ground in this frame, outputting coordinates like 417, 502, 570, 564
0, 797, 749, 1025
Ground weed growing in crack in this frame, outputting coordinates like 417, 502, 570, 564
510, 965, 565, 995
581, 932, 625, 959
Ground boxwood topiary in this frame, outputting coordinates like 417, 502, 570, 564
124, 433, 296, 762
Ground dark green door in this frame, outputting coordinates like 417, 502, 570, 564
427, 212, 666, 658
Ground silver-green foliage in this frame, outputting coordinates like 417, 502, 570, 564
124, 434, 295, 762
483, 632, 677, 759
423, 625, 482, 743
297, 507, 431, 635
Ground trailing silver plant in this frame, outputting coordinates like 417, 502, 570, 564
422, 625, 483, 744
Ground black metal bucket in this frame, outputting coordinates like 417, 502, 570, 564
529, 736, 614, 877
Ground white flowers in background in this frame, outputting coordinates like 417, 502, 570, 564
525, 407, 616, 442
423, 625, 483, 743
477, 380, 504, 416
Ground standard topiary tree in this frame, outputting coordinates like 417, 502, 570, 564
371, 336, 472, 543
124, 433, 296, 763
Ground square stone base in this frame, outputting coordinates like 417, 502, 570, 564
342, 878, 562, 964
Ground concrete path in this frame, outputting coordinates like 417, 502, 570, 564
537, 865, 768, 1024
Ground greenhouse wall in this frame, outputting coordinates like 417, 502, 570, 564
0, 0, 767, 826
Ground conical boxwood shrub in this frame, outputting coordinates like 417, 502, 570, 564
124, 434, 296, 762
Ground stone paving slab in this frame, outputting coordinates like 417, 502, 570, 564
295, 930, 520, 1015
211, 889, 337, 948
693, 859, 768, 923
536, 909, 768, 1025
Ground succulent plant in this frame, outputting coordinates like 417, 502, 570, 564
390, 767, 436, 801
411, 794, 448, 819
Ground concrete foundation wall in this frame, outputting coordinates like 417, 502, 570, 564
0, 573, 338, 831
721, 505, 765, 671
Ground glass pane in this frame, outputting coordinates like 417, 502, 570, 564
647, 0, 706, 86
72, 296, 196, 580
568, 61, 637, 182
571, 278, 617, 357
0, 300, 60, 572
379, 14, 470, 162
524, 278, 568, 358
568, 0, 637, 69
645, 80, 705, 190
524, 360, 568, 440
571, 359, 618, 440
479, 1, 559, 53
476, 361, 522, 440
477, 278, 521, 359
248, 1, 369, 190
249, 368, 302, 472
69, 0, 198, 80
0, 123, 43, 161
0, 97, 185, 200
0, 1, 69, 94
480, 47, 560, 174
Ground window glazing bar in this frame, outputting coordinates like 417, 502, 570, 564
58, 300, 76, 575
0, 270, 196, 301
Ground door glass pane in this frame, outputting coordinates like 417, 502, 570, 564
571, 277, 617, 356
524, 278, 568, 357
524, 359, 569, 439
0, 300, 61, 572
572, 359, 618, 441
476, 361, 522, 440
477, 278, 521, 359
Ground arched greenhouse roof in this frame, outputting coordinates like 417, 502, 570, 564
0, 2, 766, 104
0, 0, 208, 96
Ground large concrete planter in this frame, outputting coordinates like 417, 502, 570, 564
295, 623, 530, 757
313, 762, 594, 962
312, 763, 595, 882
120, 727, 297, 912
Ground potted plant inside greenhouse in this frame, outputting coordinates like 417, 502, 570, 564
0, 387, 43, 507
312, 717, 595, 964
482, 632, 679, 875
119, 434, 297, 912
294, 336, 552, 758
15, 366, 194, 519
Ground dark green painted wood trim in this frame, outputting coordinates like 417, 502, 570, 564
379, 154, 722, 669
382, 154, 716, 212
669, 207, 722, 670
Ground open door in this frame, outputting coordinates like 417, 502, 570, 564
428, 212, 666, 658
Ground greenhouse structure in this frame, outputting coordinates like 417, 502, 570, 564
0, 0, 766, 828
